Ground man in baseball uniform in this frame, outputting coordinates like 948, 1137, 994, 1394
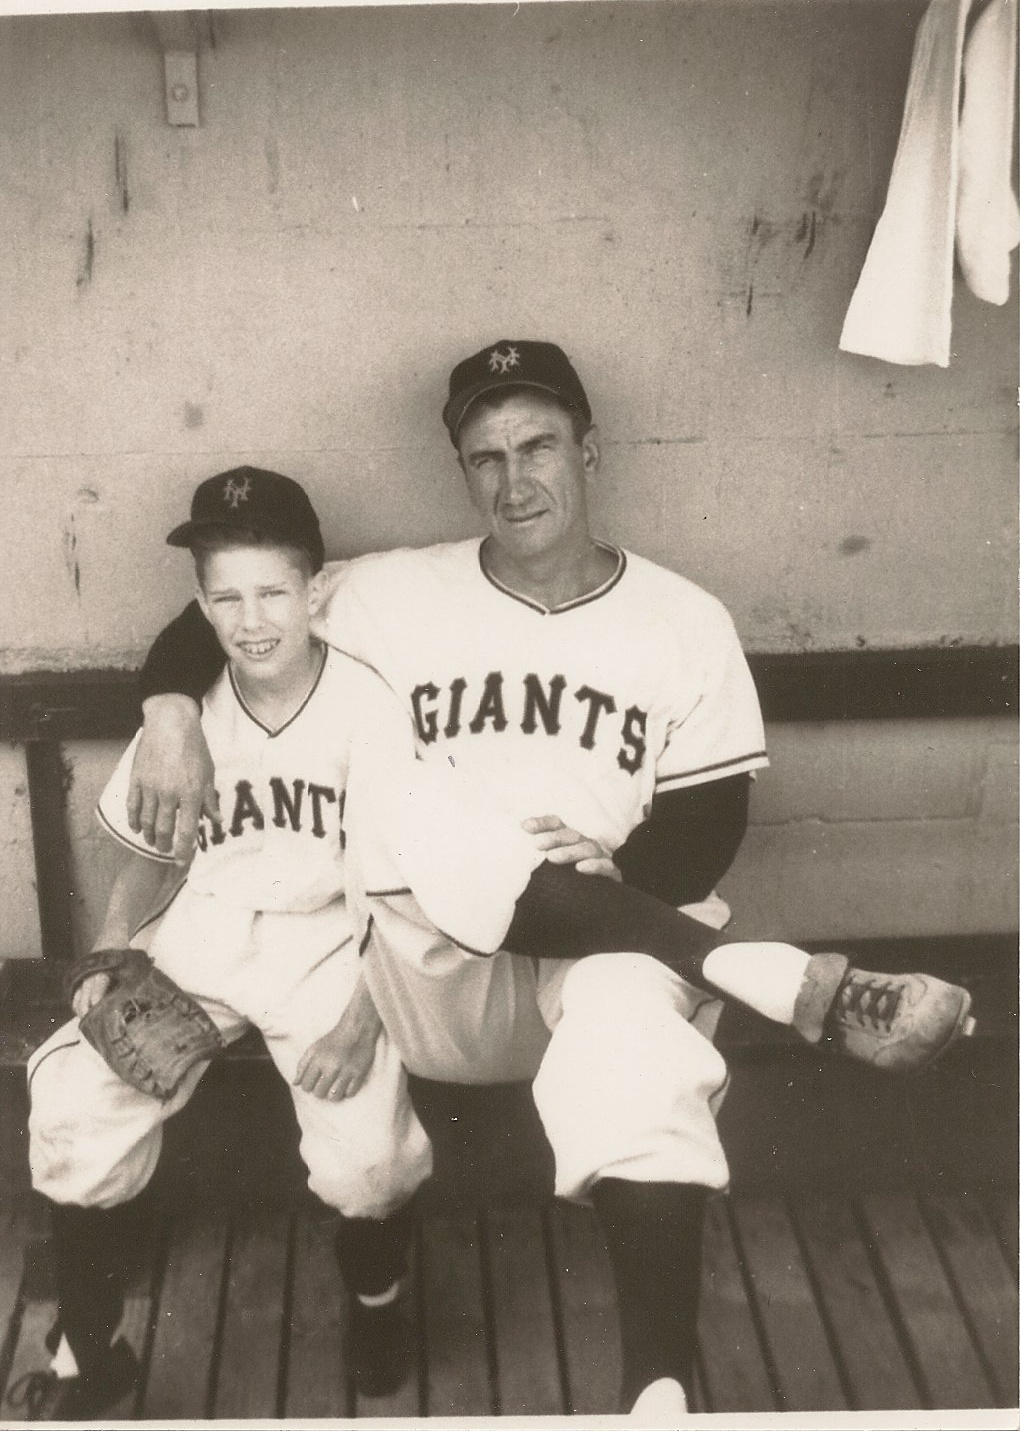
125, 343, 973, 1418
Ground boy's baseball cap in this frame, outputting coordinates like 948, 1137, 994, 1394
166, 466, 325, 571
442, 340, 592, 443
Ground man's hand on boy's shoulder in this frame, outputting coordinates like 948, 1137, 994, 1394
294, 977, 383, 1102
128, 695, 219, 862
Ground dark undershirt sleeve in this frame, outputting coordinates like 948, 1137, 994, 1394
611, 775, 750, 905
137, 599, 227, 708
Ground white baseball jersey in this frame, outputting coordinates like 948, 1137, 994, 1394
99, 645, 405, 915
319, 538, 767, 855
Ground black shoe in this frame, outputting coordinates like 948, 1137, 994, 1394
5, 1338, 138, 1421
347, 1289, 413, 1398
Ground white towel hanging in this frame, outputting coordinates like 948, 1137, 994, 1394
839, 0, 1018, 367
957, 0, 1020, 304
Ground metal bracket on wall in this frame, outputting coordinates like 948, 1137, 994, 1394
149, 12, 201, 127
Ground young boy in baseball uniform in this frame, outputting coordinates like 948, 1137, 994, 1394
126, 342, 975, 1420
18, 470, 437, 1420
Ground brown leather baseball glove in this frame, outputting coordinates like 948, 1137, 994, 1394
66, 948, 225, 1101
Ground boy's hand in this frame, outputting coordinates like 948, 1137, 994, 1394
72, 972, 111, 1021
522, 814, 622, 881
128, 696, 219, 863
294, 989, 383, 1101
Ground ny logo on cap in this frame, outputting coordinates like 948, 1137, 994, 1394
488, 345, 520, 374
223, 475, 252, 509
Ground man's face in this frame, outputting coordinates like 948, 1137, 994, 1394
196, 545, 324, 686
456, 392, 599, 565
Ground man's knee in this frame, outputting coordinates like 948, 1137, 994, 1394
532, 951, 730, 1196
558, 950, 686, 1019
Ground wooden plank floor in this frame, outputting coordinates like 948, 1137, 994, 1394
0, 1190, 1015, 1420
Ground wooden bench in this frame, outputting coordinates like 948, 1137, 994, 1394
1, 649, 1016, 1177
0, 652, 1016, 1417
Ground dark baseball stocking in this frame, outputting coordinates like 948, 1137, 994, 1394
50, 1200, 133, 1377
506, 861, 728, 980
334, 1202, 415, 1296
590, 1178, 707, 1412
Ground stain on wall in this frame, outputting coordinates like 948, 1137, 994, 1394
74, 216, 95, 292
114, 131, 129, 214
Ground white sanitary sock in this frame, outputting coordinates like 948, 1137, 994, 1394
702, 942, 812, 1026
50, 1334, 80, 1380
357, 1279, 401, 1309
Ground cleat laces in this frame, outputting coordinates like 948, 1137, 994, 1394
837, 975, 903, 1032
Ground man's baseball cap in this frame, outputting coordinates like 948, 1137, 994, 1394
442, 339, 592, 443
166, 466, 325, 572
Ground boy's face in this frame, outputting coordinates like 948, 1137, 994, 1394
195, 545, 325, 686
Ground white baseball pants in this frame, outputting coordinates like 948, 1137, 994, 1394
28, 889, 432, 1217
361, 894, 733, 1199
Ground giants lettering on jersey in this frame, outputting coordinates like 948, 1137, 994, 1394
410, 671, 648, 774
195, 776, 346, 851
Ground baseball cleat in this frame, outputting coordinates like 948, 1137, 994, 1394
4, 1338, 138, 1422
823, 964, 975, 1072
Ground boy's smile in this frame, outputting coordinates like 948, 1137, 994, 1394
237, 636, 282, 659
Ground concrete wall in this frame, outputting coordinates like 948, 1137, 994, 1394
2, 2, 1016, 955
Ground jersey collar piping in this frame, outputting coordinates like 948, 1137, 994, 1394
477, 539, 626, 614
229, 642, 328, 738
